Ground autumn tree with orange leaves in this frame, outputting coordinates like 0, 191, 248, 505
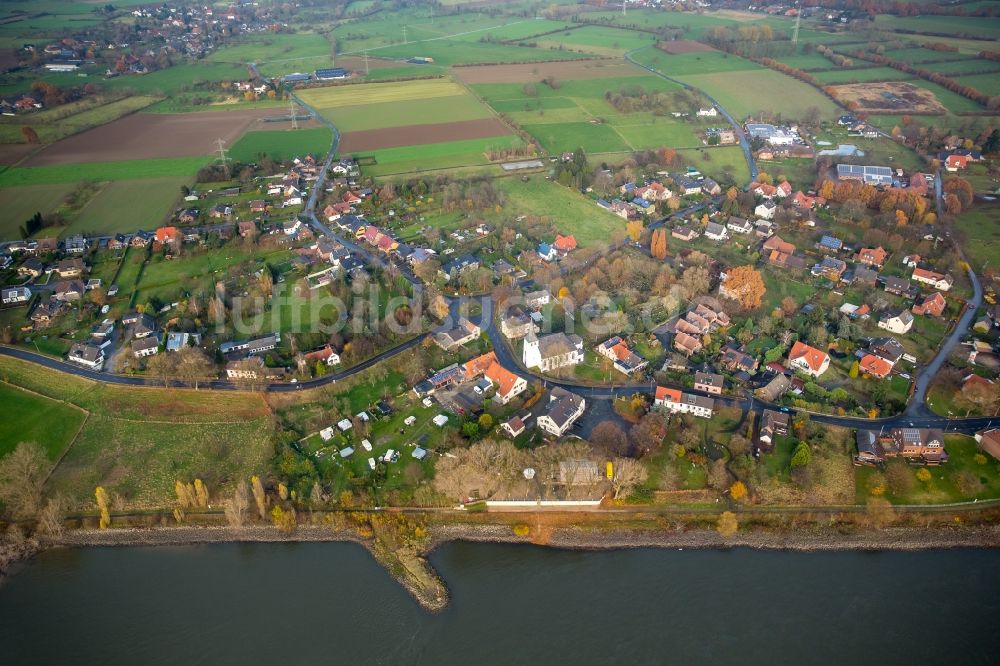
722, 265, 766, 309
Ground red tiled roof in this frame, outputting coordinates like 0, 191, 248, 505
789, 341, 829, 373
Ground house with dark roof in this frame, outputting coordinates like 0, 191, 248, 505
757, 409, 789, 453
537, 387, 586, 437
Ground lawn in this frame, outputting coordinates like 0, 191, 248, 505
494, 177, 624, 247
229, 127, 333, 162
674, 69, 841, 120
0, 383, 86, 460
62, 177, 186, 236
358, 135, 522, 176
0, 156, 209, 187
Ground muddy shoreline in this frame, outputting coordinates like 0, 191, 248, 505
5, 523, 998, 611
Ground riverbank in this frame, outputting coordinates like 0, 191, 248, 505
8, 521, 998, 612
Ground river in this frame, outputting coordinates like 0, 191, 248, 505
1, 542, 997, 664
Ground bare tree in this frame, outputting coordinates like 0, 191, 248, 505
0, 442, 48, 518
176, 347, 216, 389
36, 495, 68, 538
251, 475, 267, 520
611, 458, 648, 499
224, 479, 250, 527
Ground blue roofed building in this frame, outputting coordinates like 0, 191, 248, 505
538, 243, 556, 261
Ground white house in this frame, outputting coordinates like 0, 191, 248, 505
536, 387, 586, 437
726, 217, 753, 234
697, 107, 718, 117
132, 336, 160, 358
788, 341, 830, 378
68, 342, 104, 371
877, 310, 914, 335
1, 286, 30, 304
755, 200, 776, 220
704, 222, 728, 241
911, 267, 953, 292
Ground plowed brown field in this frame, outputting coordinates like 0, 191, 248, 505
26, 108, 286, 165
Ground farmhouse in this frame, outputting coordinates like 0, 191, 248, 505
536, 387, 586, 437
787, 341, 830, 378
523, 331, 583, 372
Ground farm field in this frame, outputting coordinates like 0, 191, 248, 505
360, 40, 591, 66
881, 48, 976, 64
631, 48, 764, 75
522, 121, 631, 154
100, 62, 252, 96
63, 177, 186, 236
533, 25, 657, 56
0, 383, 87, 461
228, 127, 333, 162
493, 177, 624, 247
955, 72, 1000, 96
358, 135, 524, 176
452, 59, 641, 84
674, 69, 841, 119
921, 59, 1000, 75
450, 19, 574, 42
25, 109, 282, 166
338, 118, 511, 153
874, 14, 1000, 39
0, 157, 209, 187
909, 79, 988, 113
208, 32, 332, 65
812, 67, 915, 84
298, 79, 494, 132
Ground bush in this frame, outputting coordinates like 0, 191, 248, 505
512, 523, 531, 537
916, 468, 932, 483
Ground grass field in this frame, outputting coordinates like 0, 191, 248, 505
674, 69, 841, 120
298, 79, 493, 131
534, 25, 657, 56
523, 121, 632, 154
493, 177, 623, 247
874, 14, 1000, 39
359, 135, 522, 176
953, 202, 1000, 272
882, 48, 975, 64
631, 48, 764, 75
921, 59, 1000, 75
812, 67, 915, 84
0, 182, 75, 237
0, 156, 208, 187
64, 177, 186, 236
0, 383, 86, 460
209, 32, 332, 66
676, 146, 751, 186
955, 72, 1000, 96
361, 40, 591, 66
0, 355, 276, 510
100, 62, 252, 96
229, 127, 333, 162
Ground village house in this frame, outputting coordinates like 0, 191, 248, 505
536, 387, 586, 437
878, 310, 914, 334
756, 409, 790, 453
132, 336, 160, 358
791, 191, 823, 209
67, 342, 104, 371
812, 256, 847, 281
484, 361, 527, 405
501, 415, 529, 438
596, 336, 648, 375
523, 331, 583, 372
219, 333, 279, 358
975, 429, 1000, 462
693, 371, 724, 395
762, 236, 803, 271
671, 226, 699, 242
856, 428, 947, 465
911, 267, 953, 291
704, 222, 728, 241
500, 310, 539, 339
755, 200, 776, 220
524, 289, 551, 310
673, 331, 702, 356
756, 373, 791, 402
439, 255, 479, 282
1, 286, 30, 304
726, 217, 753, 235
884, 276, 916, 298
654, 386, 715, 419
788, 340, 830, 378
912, 292, 946, 317
856, 246, 888, 268
433, 318, 480, 351
304, 344, 341, 367
553, 234, 577, 256
54, 258, 86, 279
537, 242, 557, 261
852, 267, 878, 288
701, 178, 721, 196
63, 234, 87, 254
718, 344, 758, 374
17, 258, 44, 278
870, 337, 905, 366
54, 279, 85, 301
859, 353, 893, 379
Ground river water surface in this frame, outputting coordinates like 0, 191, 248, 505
1, 542, 997, 664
